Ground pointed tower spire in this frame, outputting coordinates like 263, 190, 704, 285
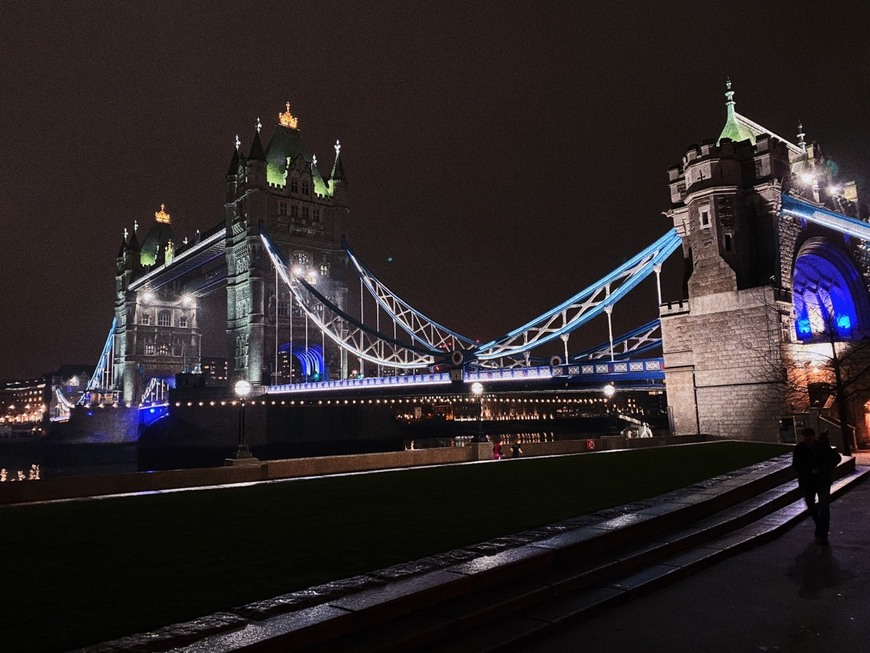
226, 136, 242, 201
717, 78, 754, 145
117, 231, 128, 258
330, 139, 346, 182
248, 126, 266, 161
227, 138, 241, 175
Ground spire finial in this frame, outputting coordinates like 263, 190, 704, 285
234, 134, 241, 150
256, 117, 262, 134
278, 101, 299, 128
334, 139, 341, 155
797, 121, 807, 152
155, 203, 171, 224
725, 77, 735, 107
124, 227, 129, 242
313, 154, 318, 167
134, 219, 139, 234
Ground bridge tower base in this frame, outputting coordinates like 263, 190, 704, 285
661, 288, 791, 440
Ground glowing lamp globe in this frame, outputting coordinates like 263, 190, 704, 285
234, 379, 252, 399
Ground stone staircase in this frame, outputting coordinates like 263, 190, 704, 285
88, 454, 868, 653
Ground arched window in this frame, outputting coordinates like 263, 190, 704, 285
158, 310, 172, 327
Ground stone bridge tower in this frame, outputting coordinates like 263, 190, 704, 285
114, 205, 202, 404
225, 104, 350, 387
660, 82, 869, 441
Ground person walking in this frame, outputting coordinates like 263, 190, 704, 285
491, 436, 503, 460
792, 427, 841, 544
510, 437, 523, 458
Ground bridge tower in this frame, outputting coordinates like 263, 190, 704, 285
661, 82, 870, 441
114, 205, 202, 404
225, 104, 350, 387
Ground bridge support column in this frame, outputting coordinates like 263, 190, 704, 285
661, 287, 791, 440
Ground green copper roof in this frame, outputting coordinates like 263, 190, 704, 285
140, 221, 176, 267
717, 81, 755, 146
266, 125, 313, 186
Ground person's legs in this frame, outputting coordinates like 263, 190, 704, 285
801, 483, 820, 535
816, 481, 832, 539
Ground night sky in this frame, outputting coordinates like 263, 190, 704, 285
2, 2, 870, 380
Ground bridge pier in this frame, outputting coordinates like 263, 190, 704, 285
661, 288, 791, 440
661, 85, 870, 447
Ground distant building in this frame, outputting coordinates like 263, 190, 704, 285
0, 365, 91, 427
201, 357, 228, 384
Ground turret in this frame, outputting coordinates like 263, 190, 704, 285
245, 120, 267, 189
226, 136, 242, 202
329, 139, 348, 205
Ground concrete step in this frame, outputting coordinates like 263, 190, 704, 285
107, 455, 862, 653
415, 466, 869, 653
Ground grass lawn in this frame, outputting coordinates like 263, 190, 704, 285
0, 441, 790, 652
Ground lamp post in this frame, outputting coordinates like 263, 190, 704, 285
226, 379, 259, 465
471, 382, 484, 442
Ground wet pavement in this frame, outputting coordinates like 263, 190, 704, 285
523, 462, 870, 653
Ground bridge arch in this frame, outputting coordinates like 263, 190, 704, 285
792, 237, 870, 342
278, 343, 327, 382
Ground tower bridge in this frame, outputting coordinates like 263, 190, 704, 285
72, 84, 870, 453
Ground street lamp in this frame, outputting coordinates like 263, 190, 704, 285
226, 379, 259, 465
471, 382, 484, 442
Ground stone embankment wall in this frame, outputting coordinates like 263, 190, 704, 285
0, 434, 706, 506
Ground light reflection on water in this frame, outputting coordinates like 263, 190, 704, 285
0, 464, 40, 482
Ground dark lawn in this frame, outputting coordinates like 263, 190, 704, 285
0, 441, 790, 652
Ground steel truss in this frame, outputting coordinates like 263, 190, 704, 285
475, 229, 681, 360
343, 239, 478, 352
261, 231, 444, 369
571, 319, 662, 362
780, 194, 870, 241
79, 318, 117, 405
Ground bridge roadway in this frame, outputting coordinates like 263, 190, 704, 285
264, 358, 665, 397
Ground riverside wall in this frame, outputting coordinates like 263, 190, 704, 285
0, 433, 707, 506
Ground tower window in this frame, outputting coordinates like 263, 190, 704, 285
314, 208, 321, 222
302, 207, 310, 221
140, 312, 152, 326
724, 233, 733, 252
178, 315, 188, 328
302, 180, 309, 195
145, 343, 155, 355
291, 204, 299, 218
158, 310, 172, 327
290, 178, 298, 194
278, 201, 288, 216
700, 209, 710, 228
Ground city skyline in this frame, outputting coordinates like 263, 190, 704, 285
2, 2, 870, 380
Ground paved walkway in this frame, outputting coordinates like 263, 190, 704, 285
524, 460, 870, 653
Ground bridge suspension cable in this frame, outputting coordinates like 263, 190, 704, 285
78, 318, 117, 405
343, 239, 478, 352
261, 230, 445, 370
780, 194, 870, 241
570, 319, 663, 362
475, 229, 681, 360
